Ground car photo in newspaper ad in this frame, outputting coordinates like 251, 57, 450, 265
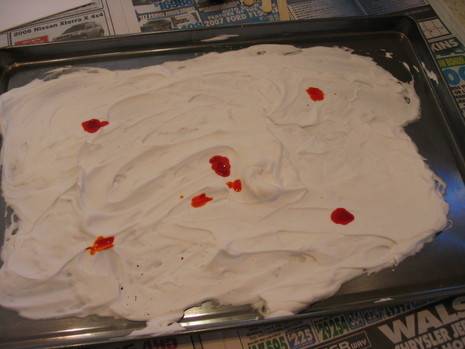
9, 11, 108, 45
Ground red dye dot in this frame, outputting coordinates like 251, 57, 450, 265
209, 155, 231, 177
82, 119, 110, 133
331, 208, 355, 225
306, 87, 325, 102
227, 179, 242, 192
191, 193, 213, 208
86, 236, 115, 255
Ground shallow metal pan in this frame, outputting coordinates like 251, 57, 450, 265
1, 14, 465, 349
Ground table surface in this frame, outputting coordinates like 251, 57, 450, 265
443, 0, 465, 25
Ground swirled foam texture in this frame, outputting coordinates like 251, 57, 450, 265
0, 45, 448, 327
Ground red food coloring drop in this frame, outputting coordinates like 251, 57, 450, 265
306, 87, 325, 102
331, 208, 355, 225
82, 119, 110, 133
227, 179, 242, 192
209, 155, 231, 177
86, 236, 115, 255
191, 193, 213, 208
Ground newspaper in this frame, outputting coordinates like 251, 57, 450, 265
89, 295, 465, 349
0, 0, 139, 46
220, 295, 465, 349
90, 299, 442, 349
134, 0, 279, 31
131, 0, 428, 30
0, 0, 428, 46
418, 16, 465, 116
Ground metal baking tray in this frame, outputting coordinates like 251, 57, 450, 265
1, 14, 465, 349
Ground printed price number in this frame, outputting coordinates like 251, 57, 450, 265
286, 325, 317, 349
248, 335, 289, 349
315, 316, 350, 342
384, 303, 414, 318
314, 332, 371, 349
362, 309, 383, 324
